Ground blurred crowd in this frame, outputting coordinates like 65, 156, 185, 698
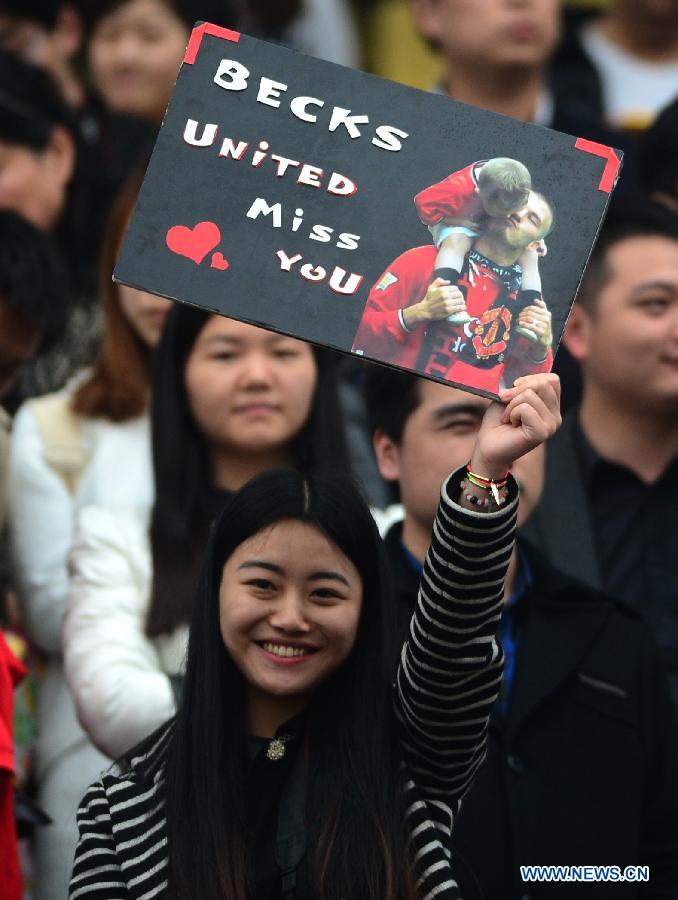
0, 1, 676, 898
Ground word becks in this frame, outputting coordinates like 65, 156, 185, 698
212, 60, 409, 152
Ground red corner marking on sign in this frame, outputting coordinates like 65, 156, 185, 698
184, 22, 241, 65
574, 138, 621, 193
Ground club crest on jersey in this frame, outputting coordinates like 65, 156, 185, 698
375, 272, 398, 291
472, 306, 512, 358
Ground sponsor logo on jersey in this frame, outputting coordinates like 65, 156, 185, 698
375, 271, 398, 291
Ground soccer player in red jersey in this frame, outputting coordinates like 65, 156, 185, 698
352, 191, 555, 394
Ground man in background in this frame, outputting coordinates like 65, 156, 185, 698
523, 196, 678, 719
559, 0, 678, 134
366, 365, 678, 898
409, 0, 625, 143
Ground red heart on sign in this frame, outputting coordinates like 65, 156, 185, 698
166, 221, 220, 264
210, 252, 229, 270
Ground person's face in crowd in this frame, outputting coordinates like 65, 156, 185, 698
0, 6, 81, 74
0, 129, 74, 231
219, 519, 363, 722
117, 284, 172, 347
564, 235, 678, 412
374, 380, 545, 531
88, 0, 189, 121
615, 0, 678, 31
0, 300, 43, 398
184, 316, 318, 458
488, 191, 553, 250
412, 0, 560, 70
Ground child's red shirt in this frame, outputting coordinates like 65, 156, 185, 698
414, 161, 484, 227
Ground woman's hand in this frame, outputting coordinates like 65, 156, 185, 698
469, 373, 561, 479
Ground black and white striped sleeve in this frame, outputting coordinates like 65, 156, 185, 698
69, 779, 130, 900
395, 466, 518, 807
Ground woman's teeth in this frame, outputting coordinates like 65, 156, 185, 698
262, 642, 310, 658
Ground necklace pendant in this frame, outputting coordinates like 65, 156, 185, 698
266, 737, 287, 761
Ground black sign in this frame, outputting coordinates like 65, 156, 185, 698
115, 21, 621, 399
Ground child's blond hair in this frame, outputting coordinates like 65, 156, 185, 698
477, 158, 531, 214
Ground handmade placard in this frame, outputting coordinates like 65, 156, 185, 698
115, 21, 621, 399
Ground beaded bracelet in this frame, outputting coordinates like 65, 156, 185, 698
463, 487, 490, 508
466, 463, 509, 506
461, 479, 509, 510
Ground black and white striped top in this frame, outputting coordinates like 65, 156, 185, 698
69, 469, 517, 899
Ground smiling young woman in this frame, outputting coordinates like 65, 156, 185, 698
68, 372, 562, 900
82, 0, 237, 122
63, 304, 351, 763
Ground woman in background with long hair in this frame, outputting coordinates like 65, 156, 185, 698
64, 305, 351, 759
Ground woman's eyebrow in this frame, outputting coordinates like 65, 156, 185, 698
307, 571, 350, 586
237, 562, 350, 586
237, 560, 284, 574
201, 334, 242, 347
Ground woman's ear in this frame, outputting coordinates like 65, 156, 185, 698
410, 0, 443, 44
373, 430, 401, 483
46, 125, 76, 187
562, 303, 593, 362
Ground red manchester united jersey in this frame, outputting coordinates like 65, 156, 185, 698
351, 245, 552, 394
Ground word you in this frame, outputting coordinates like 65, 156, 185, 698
212, 60, 409, 153
276, 249, 363, 296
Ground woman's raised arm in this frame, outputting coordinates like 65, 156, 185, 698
395, 374, 561, 834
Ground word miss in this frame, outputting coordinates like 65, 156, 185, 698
246, 198, 360, 251
212, 60, 409, 153
184, 120, 357, 196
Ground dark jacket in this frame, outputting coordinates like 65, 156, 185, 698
384, 524, 678, 899
522, 411, 678, 720
520, 412, 602, 590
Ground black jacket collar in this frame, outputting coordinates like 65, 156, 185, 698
520, 410, 603, 589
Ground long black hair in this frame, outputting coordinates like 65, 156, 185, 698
147, 305, 352, 636
164, 468, 415, 899
0, 210, 69, 348
0, 50, 95, 293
